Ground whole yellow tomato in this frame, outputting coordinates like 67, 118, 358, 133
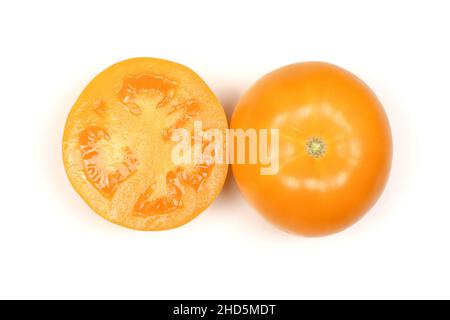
231, 62, 392, 236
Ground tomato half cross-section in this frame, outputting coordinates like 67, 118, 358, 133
231, 62, 392, 236
63, 58, 228, 230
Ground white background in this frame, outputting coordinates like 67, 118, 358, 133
1, 0, 449, 300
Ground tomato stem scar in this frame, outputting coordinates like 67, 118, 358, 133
306, 137, 327, 158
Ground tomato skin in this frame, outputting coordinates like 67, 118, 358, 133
231, 62, 392, 236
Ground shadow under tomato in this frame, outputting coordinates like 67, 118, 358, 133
212, 86, 243, 206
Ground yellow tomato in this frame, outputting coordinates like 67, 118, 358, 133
63, 58, 228, 230
231, 62, 392, 236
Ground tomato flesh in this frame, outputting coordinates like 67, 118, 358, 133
63, 58, 228, 230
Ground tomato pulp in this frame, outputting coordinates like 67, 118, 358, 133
63, 58, 228, 230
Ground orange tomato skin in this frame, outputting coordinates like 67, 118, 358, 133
231, 62, 392, 236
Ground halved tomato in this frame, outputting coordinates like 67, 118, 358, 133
63, 58, 228, 230
231, 62, 392, 236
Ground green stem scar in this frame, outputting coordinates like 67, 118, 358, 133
306, 137, 327, 158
